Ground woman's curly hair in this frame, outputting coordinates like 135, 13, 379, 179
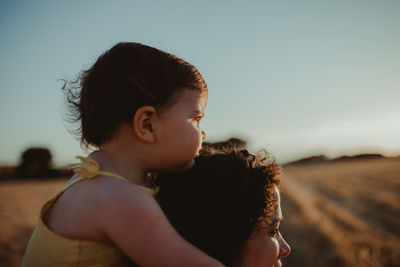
157, 148, 281, 266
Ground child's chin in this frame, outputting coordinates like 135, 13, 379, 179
172, 159, 195, 172
180, 159, 196, 170
165, 158, 196, 172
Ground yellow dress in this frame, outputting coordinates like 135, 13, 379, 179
21, 157, 158, 267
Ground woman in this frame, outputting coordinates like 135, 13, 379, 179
157, 149, 291, 266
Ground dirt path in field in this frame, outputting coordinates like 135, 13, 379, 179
281, 158, 400, 267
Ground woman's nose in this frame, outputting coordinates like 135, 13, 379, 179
279, 234, 291, 258
201, 131, 206, 141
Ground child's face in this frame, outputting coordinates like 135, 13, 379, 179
155, 89, 208, 171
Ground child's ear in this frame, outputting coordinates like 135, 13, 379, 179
133, 106, 157, 143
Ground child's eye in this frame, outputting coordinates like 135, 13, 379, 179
194, 116, 203, 123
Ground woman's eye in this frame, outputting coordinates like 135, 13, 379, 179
269, 228, 279, 237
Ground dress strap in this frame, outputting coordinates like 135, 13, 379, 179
68, 156, 159, 196
69, 156, 130, 182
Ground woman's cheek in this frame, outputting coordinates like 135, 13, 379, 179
273, 238, 280, 258
270, 238, 281, 267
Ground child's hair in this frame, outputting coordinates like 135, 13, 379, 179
63, 42, 207, 148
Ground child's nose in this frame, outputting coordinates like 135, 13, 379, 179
201, 131, 206, 141
279, 234, 291, 259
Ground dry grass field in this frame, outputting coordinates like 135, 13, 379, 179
0, 156, 399, 266
280, 156, 400, 267
0, 178, 68, 266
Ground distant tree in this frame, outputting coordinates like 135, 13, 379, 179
18, 147, 53, 177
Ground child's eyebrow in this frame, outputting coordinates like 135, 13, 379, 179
192, 110, 204, 117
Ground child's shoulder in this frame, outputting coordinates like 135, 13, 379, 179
46, 175, 158, 242
95, 175, 158, 212
93, 176, 166, 246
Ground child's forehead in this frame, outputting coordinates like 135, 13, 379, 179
173, 88, 208, 103
181, 87, 207, 97
158, 88, 207, 114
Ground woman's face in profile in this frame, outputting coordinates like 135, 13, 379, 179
237, 187, 291, 267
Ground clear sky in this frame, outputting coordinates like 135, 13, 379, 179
1, 0, 399, 166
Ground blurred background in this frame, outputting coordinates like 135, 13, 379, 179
0, 1, 399, 266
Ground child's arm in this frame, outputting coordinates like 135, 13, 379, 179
99, 183, 224, 267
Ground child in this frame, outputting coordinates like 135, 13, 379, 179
22, 42, 223, 266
